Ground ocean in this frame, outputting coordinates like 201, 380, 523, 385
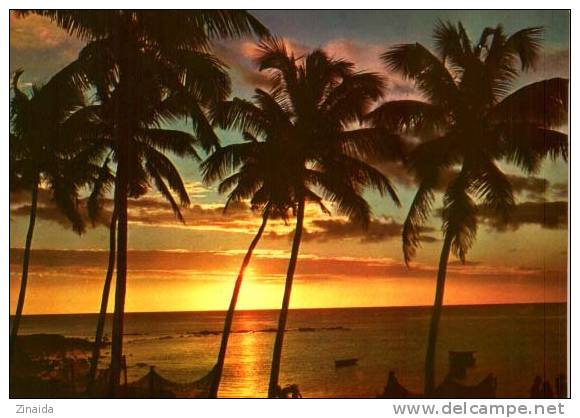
15, 303, 567, 398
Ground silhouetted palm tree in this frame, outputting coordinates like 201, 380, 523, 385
201, 91, 334, 397
82, 82, 204, 394
225, 38, 402, 397
370, 21, 568, 394
10, 68, 99, 359
18, 10, 269, 394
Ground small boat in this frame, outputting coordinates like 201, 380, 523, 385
335, 358, 358, 368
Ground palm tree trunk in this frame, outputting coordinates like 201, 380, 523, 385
87, 204, 118, 395
209, 210, 270, 398
267, 199, 306, 398
109, 155, 128, 396
108, 25, 134, 395
9, 177, 39, 362
424, 231, 453, 395
109, 58, 132, 397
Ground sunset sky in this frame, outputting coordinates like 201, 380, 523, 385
9, 10, 569, 314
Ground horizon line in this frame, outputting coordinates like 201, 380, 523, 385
10, 300, 567, 317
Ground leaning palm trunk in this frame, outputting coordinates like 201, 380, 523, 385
268, 199, 306, 398
424, 232, 453, 394
87, 204, 118, 394
9, 177, 39, 362
209, 209, 270, 398
109, 162, 128, 396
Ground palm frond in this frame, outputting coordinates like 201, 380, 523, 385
254, 37, 299, 104
442, 172, 477, 263
17, 10, 117, 40
323, 72, 386, 125
401, 134, 460, 264
50, 177, 85, 234
190, 100, 222, 153
200, 142, 257, 185
87, 157, 115, 225
433, 20, 472, 72
143, 147, 190, 207
146, 163, 185, 223
164, 50, 231, 105
504, 26, 543, 71
366, 100, 447, 136
381, 43, 458, 107
224, 171, 263, 210
499, 124, 568, 172
402, 180, 436, 265
137, 128, 200, 160
318, 155, 401, 207
469, 160, 514, 223
337, 128, 405, 162
187, 10, 269, 40
211, 98, 268, 138
491, 78, 568, 127
306, 169, 372, 227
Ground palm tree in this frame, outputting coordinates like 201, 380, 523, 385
218, 38, 402, 397
18, 10, 269, 394
9, 67, 99, 360
82, 81, 206, 394
369, 21, 568, 394
201, 92, 334, 397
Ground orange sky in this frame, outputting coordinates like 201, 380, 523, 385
9, 11, 569, 314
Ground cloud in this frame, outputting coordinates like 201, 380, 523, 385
323, 38, 421, 101
215, 36, 422, 102
213, 41, 271, 90
9, 248, 544, 283
213, 37, 311, 94
9, 12, 84, 84
294, 216, 438, 243
552, 182, 568, 199
480, 200, 567, 231
506, 174, 550, 201
10, 183, 259, 233
517, 46, 569, 88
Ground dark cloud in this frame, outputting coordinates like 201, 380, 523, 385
10, 248, 543, 282
10, 188, 256, 232
480, 200, 568, 231
438, 171, 555, 200
125, 199, 254, 229
10, 247, 431, 279
506, 174, 549, 201
10, 205, 84, 230
269, 216, 437, 243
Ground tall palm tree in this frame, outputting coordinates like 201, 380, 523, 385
369, 21, 568, 394
82, 81, 205, 394
9, 68, 99, 360
201, 92, 334, 397
18, 10, 269, 394
219, 38, 402, 397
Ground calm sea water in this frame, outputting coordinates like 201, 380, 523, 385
15, 303, 567, 398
